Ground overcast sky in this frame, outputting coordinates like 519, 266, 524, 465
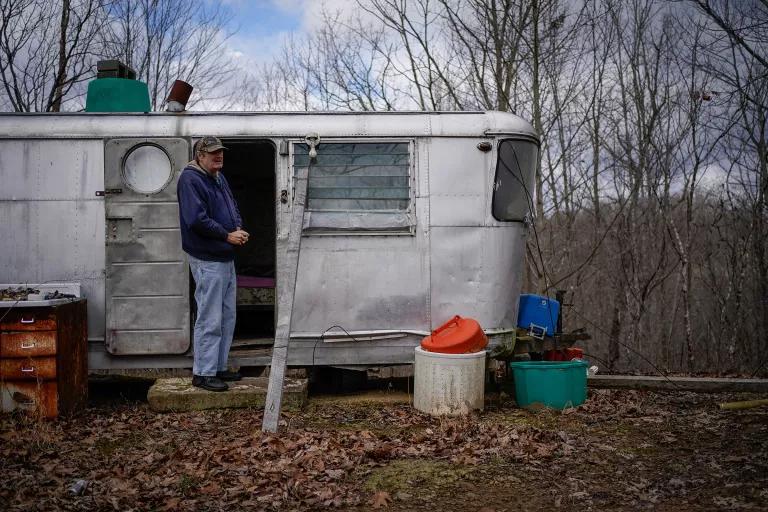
222, 0, 362, 66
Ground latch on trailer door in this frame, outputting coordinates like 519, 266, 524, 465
95, 188, 123, 197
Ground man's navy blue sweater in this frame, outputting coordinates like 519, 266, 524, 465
177, 162, 242, 262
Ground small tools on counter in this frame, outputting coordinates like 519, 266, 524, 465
0, 287, 40, 301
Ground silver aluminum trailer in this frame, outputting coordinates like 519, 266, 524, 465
0, 111, 538, 370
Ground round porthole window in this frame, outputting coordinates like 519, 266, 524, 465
122, 144, 173, 194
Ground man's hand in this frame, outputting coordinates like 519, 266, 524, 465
227, 229, 250, 246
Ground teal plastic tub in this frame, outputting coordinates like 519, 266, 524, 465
509, 360, 588, 409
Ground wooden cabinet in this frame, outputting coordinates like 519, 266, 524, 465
0, 299, 87, 418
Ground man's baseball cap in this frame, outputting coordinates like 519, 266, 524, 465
196, 136, 227, 153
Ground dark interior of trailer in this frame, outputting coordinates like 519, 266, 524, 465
225, 139, 276, 341
190, 139, 276, 344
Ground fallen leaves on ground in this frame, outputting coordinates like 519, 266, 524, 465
0, 389, 766, 511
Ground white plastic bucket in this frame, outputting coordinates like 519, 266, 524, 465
413, 346, 486, 416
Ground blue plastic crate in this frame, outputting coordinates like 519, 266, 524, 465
517, 294, 560, 336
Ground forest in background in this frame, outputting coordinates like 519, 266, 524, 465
1, 0, 766, 376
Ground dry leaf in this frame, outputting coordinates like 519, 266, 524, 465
325, 469, 345, 480
162, 497, 181, 511
199, 482, 221, 495
1, 387, 762, 512
369, 490, 392, 508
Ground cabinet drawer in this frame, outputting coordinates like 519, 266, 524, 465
0, 308, 57, 331
0, 381, 58, 418
0, 357, 57, 380
0, 331, 57, 357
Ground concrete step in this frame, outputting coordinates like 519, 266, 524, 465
147, 377, 308, 413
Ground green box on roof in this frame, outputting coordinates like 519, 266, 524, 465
86, 78, 151, 113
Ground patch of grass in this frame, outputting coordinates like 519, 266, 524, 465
483, 454, 517, 471
593, 421, 649, 440
5, 414, 61, 457
363, 459, 474, 494
618, 444, 658, 457
609, 422, 638, 435
307, 418, 417, 437
178, 474, 200, 496
156, 439, 177, 455
483, 407, 582, 431
310, 391, 411, 406
297, 403, 422, 436
94, 431, 150, 457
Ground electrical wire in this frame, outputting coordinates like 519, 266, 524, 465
750, 357, 768, 378
568, 306, 681, 387
499, 144, 562, 338
501, 143, 680, 387
311, 325, 362, 368
582, 352, 614, 372
0, 296, 31, 324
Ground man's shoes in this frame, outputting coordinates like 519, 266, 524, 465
216, 370, 242, 382
191, 375, 228, 392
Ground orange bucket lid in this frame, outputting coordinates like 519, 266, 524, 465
420, 315, 488, 354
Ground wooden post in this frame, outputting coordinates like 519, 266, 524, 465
262, 167, 308, 433
719, 399, 768, 410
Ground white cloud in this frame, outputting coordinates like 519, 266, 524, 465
223, 0, 374, 72
696, 163, 728, 192
268, 0, 373, 33
228, 31, 291, 66
268, 0, 305, 12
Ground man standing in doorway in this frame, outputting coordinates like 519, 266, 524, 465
178, 136, 249, 392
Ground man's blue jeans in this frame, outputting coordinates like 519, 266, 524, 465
188, 255, 237, 376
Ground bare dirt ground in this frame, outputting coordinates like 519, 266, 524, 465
1, 384, 767, 511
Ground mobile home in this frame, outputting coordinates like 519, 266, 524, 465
0, 111, 538, 371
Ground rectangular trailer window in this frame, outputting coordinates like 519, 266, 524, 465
294, 142, 410, 211
492, 139, 538, 222
293, 141, 413, 233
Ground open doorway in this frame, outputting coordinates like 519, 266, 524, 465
220, 139, 276, 343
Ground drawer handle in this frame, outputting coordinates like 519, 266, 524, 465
21, 342, 35, 349
20, 317, 35, 324
21, 367, 35, 373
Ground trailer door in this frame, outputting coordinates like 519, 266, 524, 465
104, 138, 190, 355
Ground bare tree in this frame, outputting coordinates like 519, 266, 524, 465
361, 0, 464, 110
692, 0, 768, 71
229, 61, 297, 112
694, 0, 768, 372
659, 16, 720, 370
97, 0, 236, 109
0, 0, 237, 111
0, 0, 106, 111
289, 10, 398, 111
2, 0, 765, 375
